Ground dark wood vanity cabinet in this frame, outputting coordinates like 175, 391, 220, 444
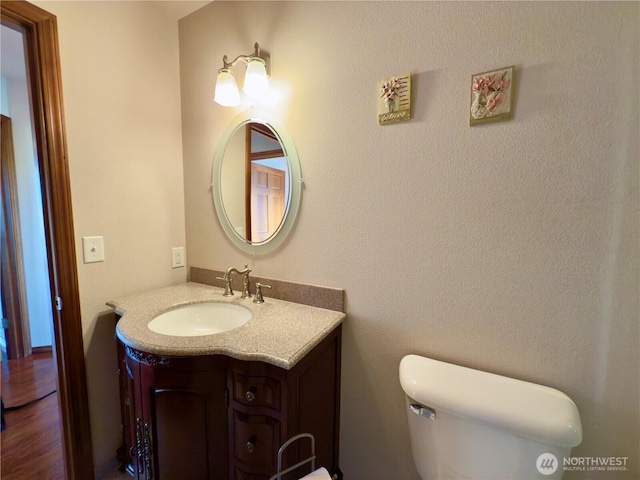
117, 344, 229, 479
116, 325, 342, 480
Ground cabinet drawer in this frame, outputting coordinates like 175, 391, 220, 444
233, 372, 281, 410
233, 411, 280, 471
234, 467, 271, 480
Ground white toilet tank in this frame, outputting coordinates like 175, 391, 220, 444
399, 355, 582, 480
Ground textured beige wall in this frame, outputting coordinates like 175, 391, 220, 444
180, 2, 639, 479
33, 1, 187, 470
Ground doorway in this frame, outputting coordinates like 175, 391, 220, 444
1, 24, 54, 360
1, 2, 93, 478
245, 123, 288, 243
1, 102, 62, 473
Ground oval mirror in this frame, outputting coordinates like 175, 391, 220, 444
212, 110, 302, 255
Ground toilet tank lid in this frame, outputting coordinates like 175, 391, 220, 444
399, 355, 582, 448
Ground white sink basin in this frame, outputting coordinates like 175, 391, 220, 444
148, 302, 252, 337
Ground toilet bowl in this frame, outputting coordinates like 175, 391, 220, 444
399, 355, 582, 479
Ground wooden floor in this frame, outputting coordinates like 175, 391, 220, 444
1, 352, 65, 479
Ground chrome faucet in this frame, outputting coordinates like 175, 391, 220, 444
216, 265, 252, 298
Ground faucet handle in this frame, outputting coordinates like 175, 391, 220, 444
216, 276, 234, 297
253, 283, 272, 304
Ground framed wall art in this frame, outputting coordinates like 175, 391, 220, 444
378, 72, 411, 125
469, 66, 514, 126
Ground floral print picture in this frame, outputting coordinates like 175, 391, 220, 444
378, 72, 411, 125
470, 66, 514, 125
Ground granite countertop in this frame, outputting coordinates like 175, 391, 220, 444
108, 282, 346, 370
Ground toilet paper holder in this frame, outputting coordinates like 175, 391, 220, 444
269, 433, 337, 480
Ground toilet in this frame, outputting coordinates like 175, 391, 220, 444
399, 355, 582, 480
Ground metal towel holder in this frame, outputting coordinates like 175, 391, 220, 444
269, 433, 337, 480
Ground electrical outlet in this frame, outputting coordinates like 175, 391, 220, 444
172, 247, 185, 268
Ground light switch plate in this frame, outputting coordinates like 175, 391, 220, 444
172, 247, 185, 268
82, 236, 105, 263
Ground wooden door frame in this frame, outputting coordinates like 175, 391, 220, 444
244, 124, 252, 241
1, 114, 32, 359
1, 2, 94, 478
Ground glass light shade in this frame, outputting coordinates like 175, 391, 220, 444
243, 58, 269, 100
214, 69, 241, 107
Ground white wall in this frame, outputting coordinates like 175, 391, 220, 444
5, 77, 53, 348
1, 26, 53, 348
33, 1, 188, 471
180, 2, 639, 479
1, 75, 8, 116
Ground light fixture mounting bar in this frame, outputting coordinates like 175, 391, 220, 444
222, 42, 267, 71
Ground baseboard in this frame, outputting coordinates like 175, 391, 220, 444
31, 346, 52, 354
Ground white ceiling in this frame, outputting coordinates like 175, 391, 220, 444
151, 1, 210, 20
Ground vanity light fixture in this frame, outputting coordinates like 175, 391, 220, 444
214, 42, 270, 107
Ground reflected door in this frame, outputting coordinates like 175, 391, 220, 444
250, 164, 285, 243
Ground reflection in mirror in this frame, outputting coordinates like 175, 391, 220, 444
213, 111, 302, 255
220, 122, 288, 243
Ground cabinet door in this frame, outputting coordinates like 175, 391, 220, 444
117, 340, 140, 478
295, 338, 340, 475
124, 352, 146, 479
141, 364, 229, 480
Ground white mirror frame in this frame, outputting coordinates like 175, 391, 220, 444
212, 110, 302, 255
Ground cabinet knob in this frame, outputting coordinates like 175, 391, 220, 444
245, 389, 256, 402
246, 440, 255, 453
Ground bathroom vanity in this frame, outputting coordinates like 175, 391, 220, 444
109, 282, 345, 480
